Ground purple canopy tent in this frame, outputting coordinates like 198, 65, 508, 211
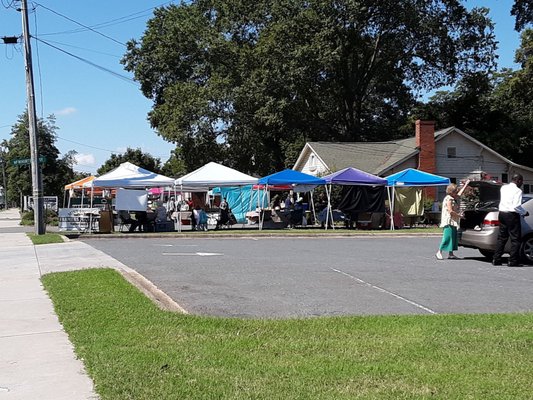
322, 167, 387, 229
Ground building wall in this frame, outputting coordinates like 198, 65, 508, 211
299, 149, 328, 176
435, 131, 533, 188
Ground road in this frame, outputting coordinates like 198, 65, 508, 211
83, 236, 533, 318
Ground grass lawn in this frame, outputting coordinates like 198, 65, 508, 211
27, 232, 65, 245
42, 268, 533, 400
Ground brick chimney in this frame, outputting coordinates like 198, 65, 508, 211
415, 120, 437, 199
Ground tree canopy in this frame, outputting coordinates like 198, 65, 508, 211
123, 0, 497, 175
4, 112, 76, 206
414, 28, 533, 168
97, 147, 162, 175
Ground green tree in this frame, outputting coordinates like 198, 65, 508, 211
123, 0, 497, 175
161, 148, 187, 178
413, 29, 533, 168
512, 0, 533, 31
4, 112, 76, 207
97, 147, 162, 175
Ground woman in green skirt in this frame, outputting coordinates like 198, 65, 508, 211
436, 182, 469, 260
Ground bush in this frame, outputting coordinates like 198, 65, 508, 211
20, 209, 59, 226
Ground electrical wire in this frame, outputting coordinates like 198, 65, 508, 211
34, 38, 121, 58
32, 36, 138, 85
33, 2, 127, 47
36, 1, 173, 37
1, 0, 17, 9
32, 4, 46, 121
56, 135, 172, 160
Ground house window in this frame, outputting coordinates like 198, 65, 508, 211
501, 173, 508, 183
524, 184, 530, 194
309, 154, 316, 171
447, 147, 456, 158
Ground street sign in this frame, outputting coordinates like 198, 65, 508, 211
11, 156, 47, 166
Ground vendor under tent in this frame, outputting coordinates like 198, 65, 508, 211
85, 162, 175, 232
322, 167, 388, 229
174, 162, 259, 230
385, 168, 450, 230
63, 176, 95, 208
257, 169, 326, 229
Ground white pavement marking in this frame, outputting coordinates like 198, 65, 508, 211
153, 244, 199, 247
330, 267, 437, 315
162, 252, 223, 256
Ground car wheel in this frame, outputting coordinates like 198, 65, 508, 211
478, 249, 494, 259
520, 235, 533, 264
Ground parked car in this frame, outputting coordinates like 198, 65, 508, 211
458, 180, 533, 264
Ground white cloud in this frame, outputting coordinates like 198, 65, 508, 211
55, 107, 77, 116
74, 153, 96, 166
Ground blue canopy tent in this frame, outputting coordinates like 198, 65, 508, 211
257, 170, 326, 229
385, 168, 450, 230
322, 167, 388, 229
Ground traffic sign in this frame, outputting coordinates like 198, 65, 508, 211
11, 156, 47, 166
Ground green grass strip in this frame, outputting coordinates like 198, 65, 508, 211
43, 269, 533, 399
27, 232, 65, 245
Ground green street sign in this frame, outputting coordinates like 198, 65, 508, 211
11, 156, 47, 166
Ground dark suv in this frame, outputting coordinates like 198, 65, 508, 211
458, 181, 533, 264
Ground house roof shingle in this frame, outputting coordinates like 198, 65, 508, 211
306, 129, 452, 175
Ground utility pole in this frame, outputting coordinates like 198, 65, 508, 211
20, 0, 45, 234
0, 147, 7, 210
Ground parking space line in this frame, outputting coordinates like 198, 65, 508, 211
330, 268, 437, 314
162, 252, 223, 256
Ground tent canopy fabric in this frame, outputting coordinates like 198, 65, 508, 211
90, 162, 175, 188
64, 176, 95, 190
322, 167, 387, 186
258, 169, 326, 186
385, 168, 450, 187
175, 162, 258, 188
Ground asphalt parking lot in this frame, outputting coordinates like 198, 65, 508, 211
84, 236, 533, 318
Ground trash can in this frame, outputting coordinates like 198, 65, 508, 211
99, 210, 113, 233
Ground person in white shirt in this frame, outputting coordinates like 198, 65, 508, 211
493, 174, 530, 267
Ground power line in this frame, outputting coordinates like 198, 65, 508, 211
34, 38, 121, 58
32, 36, 138, 85
36, 1, 174, 37
34, 2, 127, 47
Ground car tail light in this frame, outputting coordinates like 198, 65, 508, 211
483, 218, 499, 227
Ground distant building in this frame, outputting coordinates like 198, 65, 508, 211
293, 120, 533, 199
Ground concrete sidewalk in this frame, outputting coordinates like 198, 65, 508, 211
0, 208, 185, 399
0, 209, 100, 399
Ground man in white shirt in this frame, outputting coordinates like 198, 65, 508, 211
493, 174, 530, 266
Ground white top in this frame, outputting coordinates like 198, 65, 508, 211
499, 182, 527, 215
440, 195, 460, 228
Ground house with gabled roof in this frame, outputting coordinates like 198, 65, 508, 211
293, 120, 533, 199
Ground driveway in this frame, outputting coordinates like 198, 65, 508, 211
83, 236, 533, 318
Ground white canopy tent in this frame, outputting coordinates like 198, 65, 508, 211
86, 162, 175, 230
89, 162, 175, 188
174, 162, 259, 231
175, 162, 258, 189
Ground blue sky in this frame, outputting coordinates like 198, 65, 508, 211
0, 1, 522, 174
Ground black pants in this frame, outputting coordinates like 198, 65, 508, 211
493, 212, 521, 264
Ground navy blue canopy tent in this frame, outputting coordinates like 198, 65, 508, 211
322, 167, 388, 229
323, 167, 387, 186
385, 168, 450, 230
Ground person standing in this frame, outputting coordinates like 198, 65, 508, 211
493, 174, 530, 267
436, 181, 469, 260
